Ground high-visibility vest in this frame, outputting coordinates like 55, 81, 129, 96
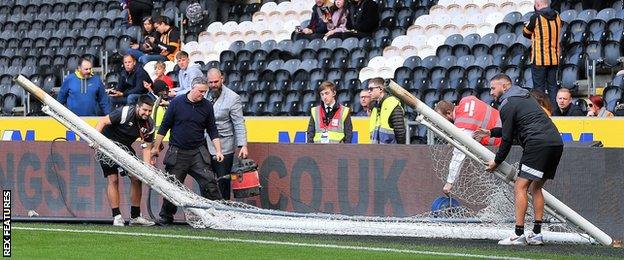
310, 104, 350, 143
369, 96, 402, 144
453, 96, 501, 146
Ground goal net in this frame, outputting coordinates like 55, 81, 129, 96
14, 75, 611, 245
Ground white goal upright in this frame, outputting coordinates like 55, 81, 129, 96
14, 75, 612, 245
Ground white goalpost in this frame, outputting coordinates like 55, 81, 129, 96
13, 75, 612, 245
385, 80, 613, 246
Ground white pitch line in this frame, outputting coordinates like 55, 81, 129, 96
15, 227, 535, 260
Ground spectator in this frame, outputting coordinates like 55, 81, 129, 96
435, 97, 501, 194
368, 77, 405, 144
204, 68, 249, 200
141, 62, 172, 106
587, 95, 614, 117
355, 89, 372, 116
57, 58, 111, 116
150, 61, 174, 89
523, 0, 562, 105
94, 95, 156, 227
110, 54, 152, 107
198, 0, 217, 25
293, 0, 332, 41
140, 16, 180, 64
186, 1, 209, 30
552, 88, 584, 116
331, 0, 379, 39
143, 79, 169, 104
126, 16, 160, 62
151, 77, 224, 225
529, 89, 553, 116
170, 51, 203, 97
325, 0, 349, 39
306, 81, 353, 143
122, 0, 153, 26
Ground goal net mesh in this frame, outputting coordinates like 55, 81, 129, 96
34, 88, 590, 244
424, 133, 584, 237
93, 123, 590, 243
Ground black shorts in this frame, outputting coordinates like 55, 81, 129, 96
98, 145, 136, 178
518, 145, 563, 181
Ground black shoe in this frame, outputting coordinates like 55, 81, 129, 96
155, 218, 173, 226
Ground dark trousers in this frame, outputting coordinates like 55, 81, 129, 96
292, 32, 325, 41
159, 146, 222, 221
211, 153, 234, 200
327, 31, 372, 40
531, 65, 558, 105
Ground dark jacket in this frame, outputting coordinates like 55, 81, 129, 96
375, 95, 406, 144
346, 0, 379, 34
158, 94, 219, 150
494, 86, 563, 164
552, 103, 585, 116
118, 65, 152, 97
305, 5, 330, 34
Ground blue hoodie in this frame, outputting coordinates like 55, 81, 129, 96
57, 70, 111, 116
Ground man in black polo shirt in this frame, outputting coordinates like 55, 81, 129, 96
151, 76, 224, 225
95, 95, 156, 227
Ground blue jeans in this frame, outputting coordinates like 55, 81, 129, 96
531, 65, 558, 105
138, 54, 168, 65
126, 48, 145, 61
127, 94, 142, 105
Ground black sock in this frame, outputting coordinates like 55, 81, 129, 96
112, 207, 121, 217
515, 225, 524, 236
533, 220, 542, 234
131, 206, 141, 218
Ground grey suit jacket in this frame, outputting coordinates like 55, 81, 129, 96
205, 85, 247, 155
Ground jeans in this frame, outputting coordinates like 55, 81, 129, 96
531, 65, 558, 105
138, 54, 168, 65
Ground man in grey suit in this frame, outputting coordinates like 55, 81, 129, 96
205, 68, 248, 200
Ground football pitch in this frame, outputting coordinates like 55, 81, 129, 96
11, 222, 622, 259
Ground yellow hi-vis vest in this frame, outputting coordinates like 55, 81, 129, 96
311, 104, 350, 143
369, 96, 401, 144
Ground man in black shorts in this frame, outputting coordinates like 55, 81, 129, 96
95, 95, 156, 227
485, 74, 563, 246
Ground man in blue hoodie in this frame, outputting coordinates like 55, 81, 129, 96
485, 74, 563, 246
57, 58, 111, 116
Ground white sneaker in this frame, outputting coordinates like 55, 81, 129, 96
526, 233, 544, 245
113, 214, 125, 227
498, 233, 527, 245
129, 215, 156, 226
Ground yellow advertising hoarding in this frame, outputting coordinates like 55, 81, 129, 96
0, 116, 623, 147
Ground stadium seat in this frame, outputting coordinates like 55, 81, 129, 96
560, 9, 578, 24
560, 64, 579, 91
603, 41, 621, 68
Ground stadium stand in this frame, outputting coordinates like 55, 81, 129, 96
1, 0, 623, 119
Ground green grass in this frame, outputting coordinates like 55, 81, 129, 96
12, 223, 622, 259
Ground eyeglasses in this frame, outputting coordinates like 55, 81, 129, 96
367, 86, 380, 91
